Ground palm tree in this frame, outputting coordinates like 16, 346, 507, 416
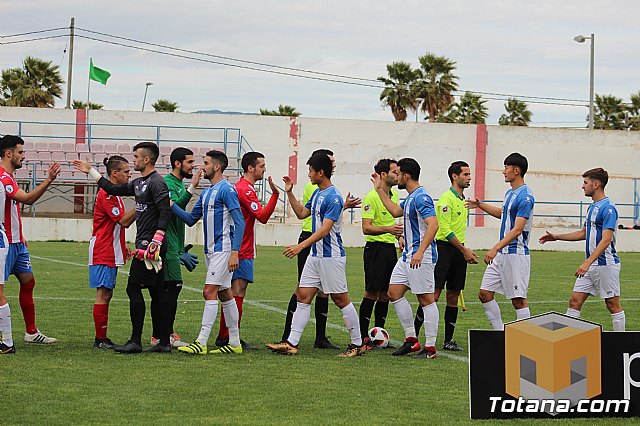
72, 100, 103, 110
626, 91, 640, 131
437, 92, 488, 124
499, 98, 532, 126
414, 53, 459, 122
593, 94, 626, 130
152, 99, 179, 112
377, 61, 420, 121
259, 104, 301, 117
0, 56, 64, 107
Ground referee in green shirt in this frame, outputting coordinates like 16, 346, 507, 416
415, 161, 478, 351
359, 159, 403, 348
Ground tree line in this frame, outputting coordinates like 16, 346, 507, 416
1, 55, 638, 129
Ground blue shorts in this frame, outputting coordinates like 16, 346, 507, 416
89, 265, 118, 289
232, 259, 254, 283
5, 242, 33, 281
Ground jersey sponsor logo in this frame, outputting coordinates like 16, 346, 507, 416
246, 190, 252, 196
112, 207, 121, 216
363, 203, 371, 212
5, 184, 14, 194
250, 201, 259, 211
135, 202, 148, 212
382, 211, 387, 215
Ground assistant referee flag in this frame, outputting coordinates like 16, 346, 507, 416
89, 58, 111, 85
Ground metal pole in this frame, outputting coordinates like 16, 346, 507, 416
65, 17, 75, 109
588, 34, 595, 130
142, 82, 152, 111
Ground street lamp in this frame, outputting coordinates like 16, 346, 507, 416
142, 82, 153, 111
415, 98, 424, 123
574, 34, 595, 129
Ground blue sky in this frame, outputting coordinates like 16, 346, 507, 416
2, 0, 639, 127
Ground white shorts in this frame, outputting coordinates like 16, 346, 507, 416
299, 256, 348, 294
0, 247, 7, 285
204, 252, 232, 289
480, 252, 530, 299
573, 263, 621, 299
389, 260, 435, 295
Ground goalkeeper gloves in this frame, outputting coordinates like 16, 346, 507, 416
179, 244, 199, 272
145, 231, 164, 261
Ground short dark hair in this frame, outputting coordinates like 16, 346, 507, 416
504, 152, 528, 177
133, 142, 159, 165
306, 153, 333, 178
103, 155, 129, 175
397, 158, 420, 181
0, 135, 24, 158
374, 158, 397, 175
206, 150, 229, 172
312, 149, 334, 157
448, 161, 469, 183
582, 167, 609, 188
170, 147, 194, 170
241, 151, 265, 172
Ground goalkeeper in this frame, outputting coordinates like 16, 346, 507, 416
74, 142, 172, 353
150, 148, 202, 349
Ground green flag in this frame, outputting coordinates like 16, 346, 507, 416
89, 58, 111, 85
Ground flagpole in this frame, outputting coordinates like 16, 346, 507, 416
86, 66, 91, 150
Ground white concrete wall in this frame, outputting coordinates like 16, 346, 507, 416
21, 217, 640, 252
3, 106, 639, 230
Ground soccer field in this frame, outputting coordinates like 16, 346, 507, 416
1, 242, 638, 425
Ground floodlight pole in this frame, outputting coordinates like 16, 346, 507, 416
65, 17, 75, 109
574, 33, 595, 129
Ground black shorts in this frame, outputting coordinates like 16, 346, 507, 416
128, 258, 165, 288
363, 241, 398, 293
297, 231, 313, 281
434, 240, 467, 291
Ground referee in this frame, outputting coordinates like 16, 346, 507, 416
359, 159, 403, 348
414, 161, 478, 351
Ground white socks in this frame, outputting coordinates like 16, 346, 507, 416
197, 299, 218, 346
566, 308, 581, 318
288, 302, 311, 346
515, 307, 530, 320
221, 299, 241, 347
611, 311, 626, 332
482, 300, 504, 330
422, 302, 439, 348
0, 303, 13, 346
392, 297, 417, 339
341, 303, 362, 346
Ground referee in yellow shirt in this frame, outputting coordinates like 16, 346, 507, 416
415, 161, 478, 351
359, 159, 403, 348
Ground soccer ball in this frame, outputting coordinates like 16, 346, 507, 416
367, 327, 390, 348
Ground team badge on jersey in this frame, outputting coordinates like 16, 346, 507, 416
442, 206, 449, 213
250, 202, 259, 211
112, 207, 121, 216
5, 185, 13, 194
364, 204, 371, 212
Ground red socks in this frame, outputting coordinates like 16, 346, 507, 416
19, 280, 37, 334
218, 295, 244, 340
93, 303, 109, 339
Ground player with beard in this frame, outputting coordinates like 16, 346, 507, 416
150, 147, 201, 349
0, 135, 60, 346
74, 142, 172, 353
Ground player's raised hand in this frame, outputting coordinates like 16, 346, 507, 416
191, 168, 203, 188
282, 176, 294, 193
538, 231, 556, 244
465, 198, 480, 210
283, 244, 302, 258
72, 156, 92, 174
344, 193, 361, 209
370, 172, 382, 190
267, 176, 280, 196
228, 251, 239, 272
47, 162, 61, 181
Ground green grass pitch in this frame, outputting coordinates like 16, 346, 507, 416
1, 242, 638, 425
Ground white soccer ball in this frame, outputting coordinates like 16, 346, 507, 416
368, 327, 390, 348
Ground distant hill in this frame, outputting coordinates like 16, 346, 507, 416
192, 109, 258, 116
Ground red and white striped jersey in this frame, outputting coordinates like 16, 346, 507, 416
0, 167, 24, 244
89, 189, 127, 267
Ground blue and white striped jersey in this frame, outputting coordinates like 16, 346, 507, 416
585, 197, 619, 265
189, 180, 241, 254
400, 187, 437, 263
499, 184, 535, 255
305, 185, 345, 258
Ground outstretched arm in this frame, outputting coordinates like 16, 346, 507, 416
11, 162, 61, 205
283, 176, 310, 219
466, 198, 502, 219
170, 196, 203, 227
371, 173, 403, 217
